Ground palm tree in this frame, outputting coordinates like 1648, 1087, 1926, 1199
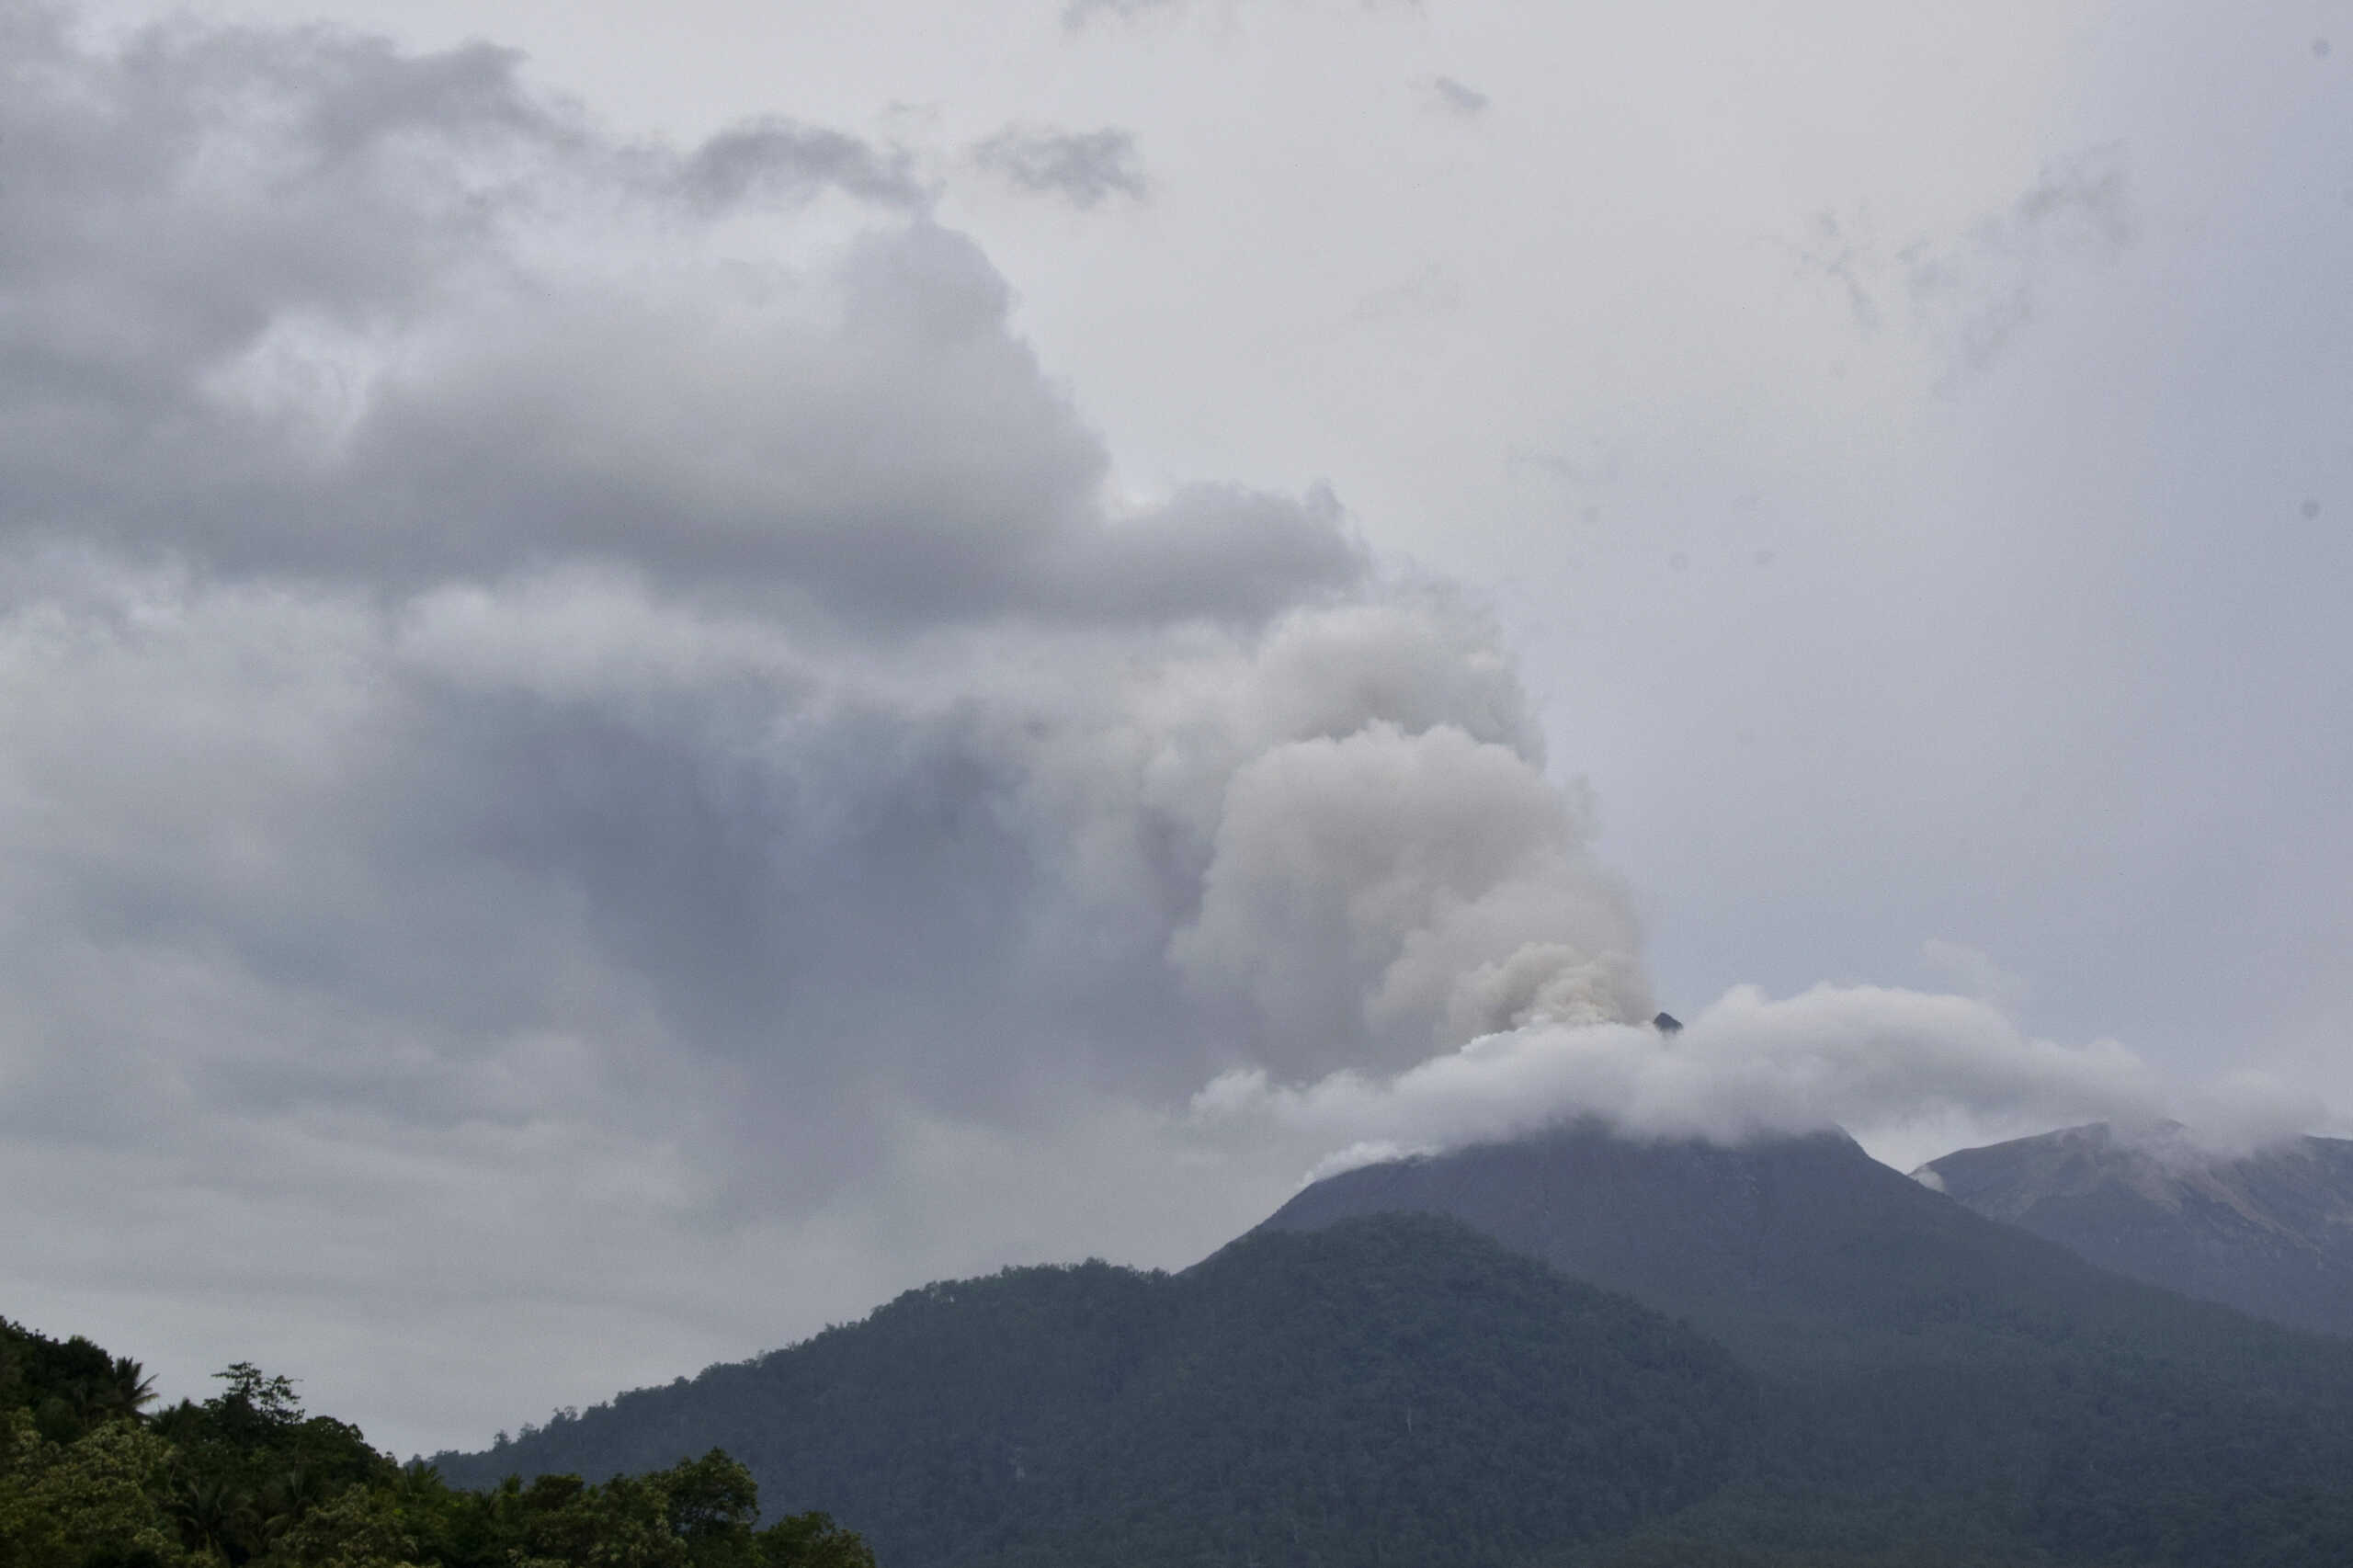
102, 1355, 159, 1420
166, 1472, 255, 1563
257, 1463, 331, 1540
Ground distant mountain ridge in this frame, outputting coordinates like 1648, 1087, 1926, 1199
1915, 1120, 2353, 1337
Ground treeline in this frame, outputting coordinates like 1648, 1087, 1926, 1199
0, 1316, 874, 1568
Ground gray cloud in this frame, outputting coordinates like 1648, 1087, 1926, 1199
1795, 145, 2135, 379
972, 124, 1151, 208
1504, 438, 1619, 488
1346, 265, 1464, 327
0, 1, 1646, 1451
1424, 75, 1488, 118
676, 119, 927, 211
0, 20, 1352, 623
1791, 210, 1886, 336
1061, 0, 1186, 26
1906, 147, 2134, 376
1061, 0, 1420, 28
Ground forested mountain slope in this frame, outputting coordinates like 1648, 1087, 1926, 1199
1917, 1121, 2353, 1337
437, 1217, 1752, 1568
438, 1164, 2353, 1568
1251, 1124, 2353, 1562
1256, 1123, 2312, 1370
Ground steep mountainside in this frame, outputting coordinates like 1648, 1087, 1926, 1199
1916, 1121, 2353, 1337
434, 1216, 1752, 1568
1256, 1121, 2284, 1369
1253, 1122, 2353, 1564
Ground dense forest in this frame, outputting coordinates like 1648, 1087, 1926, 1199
438, 1210, 2353, 1568
0, 1315, 873, 1568
443, 1217, 1753, 1568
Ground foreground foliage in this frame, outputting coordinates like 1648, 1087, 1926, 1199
0, 1318, 872, 1568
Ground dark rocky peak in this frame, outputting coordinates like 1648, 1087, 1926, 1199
1256, 1118, 2234, 1372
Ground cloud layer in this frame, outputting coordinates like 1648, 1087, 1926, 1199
1194, 982, 2315, 1180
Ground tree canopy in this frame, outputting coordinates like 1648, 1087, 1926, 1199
0, 1315, 872, 1568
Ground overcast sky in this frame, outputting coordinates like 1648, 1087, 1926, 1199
5, 0, 2348, 1457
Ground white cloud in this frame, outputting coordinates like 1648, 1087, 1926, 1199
1188, 981, 2313, 1175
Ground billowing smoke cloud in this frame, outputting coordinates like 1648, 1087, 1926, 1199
0, 0, 2322, 1457
1172, 721, 1648, 1074
0, 1, 1661, 1445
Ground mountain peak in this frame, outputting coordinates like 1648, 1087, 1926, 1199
1256, 1117, 2186, 1369
1917, 1122, 2353, 1336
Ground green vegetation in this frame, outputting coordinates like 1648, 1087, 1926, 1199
438, 1217, 1753, 1568
437, 1213, 2353, 1568
0, 1317, 872, 1568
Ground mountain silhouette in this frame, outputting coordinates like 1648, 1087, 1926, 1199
1257, 1120, 2268, 1368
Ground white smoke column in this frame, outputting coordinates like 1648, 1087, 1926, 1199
1170, 720, 1651, 1078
